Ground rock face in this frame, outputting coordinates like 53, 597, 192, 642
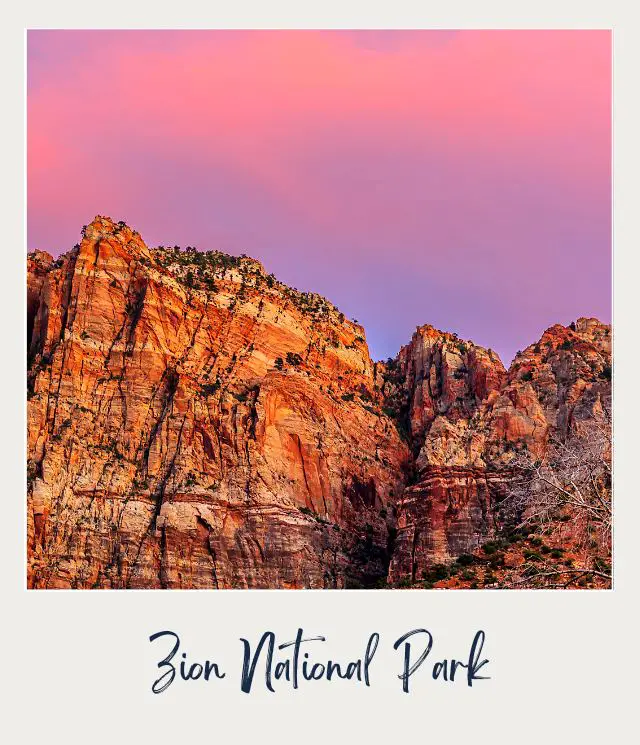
26, 217, 611, 588
385, 320, 611, 583
27, 249, 54, 350
27, 217, 408, 588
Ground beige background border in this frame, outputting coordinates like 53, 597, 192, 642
2, 2, 637, 742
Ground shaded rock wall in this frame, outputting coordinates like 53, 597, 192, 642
386, 319, 611, 582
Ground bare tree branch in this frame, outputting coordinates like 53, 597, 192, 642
498, 404, 612, 588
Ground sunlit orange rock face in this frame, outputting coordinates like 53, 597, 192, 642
27, 217, 409, 588
27, 217, 611, 588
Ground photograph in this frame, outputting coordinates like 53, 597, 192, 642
26, 29, 611, 590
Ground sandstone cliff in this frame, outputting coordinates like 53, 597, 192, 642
385, 319, 611, 584
26, 217, 611, 588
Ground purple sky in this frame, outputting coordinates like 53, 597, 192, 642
27, 30, 611, 364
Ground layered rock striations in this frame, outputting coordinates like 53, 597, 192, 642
27, 217, 409, 588
385, 319, 611, 582
27, 217, 611, 588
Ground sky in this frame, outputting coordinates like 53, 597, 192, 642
27, 30, 611, 364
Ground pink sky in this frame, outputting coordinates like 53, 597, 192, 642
27, 30, 611, 363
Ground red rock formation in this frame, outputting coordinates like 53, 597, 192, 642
27, 250, 54, 351
26, 217, 611, 589
27, 217, 408, 588
386, 318, 611, 583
